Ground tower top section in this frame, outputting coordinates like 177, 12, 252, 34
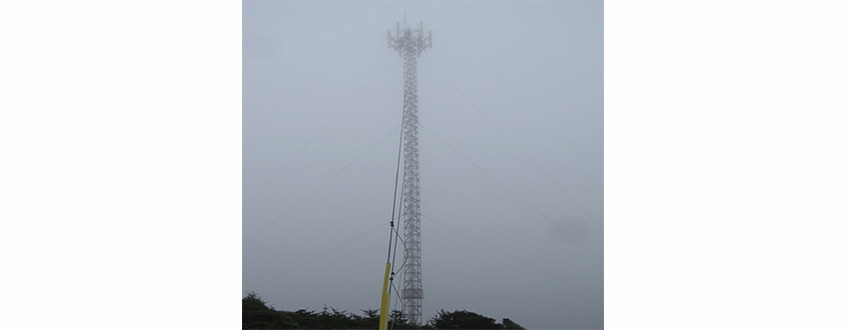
388, 20, 432, 57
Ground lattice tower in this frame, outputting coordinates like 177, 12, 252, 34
388, 19, 431, 326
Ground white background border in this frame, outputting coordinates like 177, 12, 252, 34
1, 1, 844, 329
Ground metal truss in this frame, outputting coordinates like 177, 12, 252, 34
388, 19, 431, 326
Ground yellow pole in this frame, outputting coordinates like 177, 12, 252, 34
378, 262, 392, 330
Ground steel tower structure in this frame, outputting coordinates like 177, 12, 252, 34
388, 19, 431, 325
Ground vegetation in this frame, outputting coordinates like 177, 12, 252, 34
243, 292, 525, 330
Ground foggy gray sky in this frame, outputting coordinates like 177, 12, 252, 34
243, 1, 603, 329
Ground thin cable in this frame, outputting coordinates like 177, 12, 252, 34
386, 190, 405, 330
388, 174, 405, 290
421, 214, 602, 301
388, 131, 407, 293
390, 270, 407, 330
390, 212, 407, 330
249, 222, 385, 292
420, 124, 603, 260
421, 57, 603, 229
389, 183, 404, 274
386, 125, 405, 263
389, 281, 406, 330
391, 228, 408, 274
245, 125, 401, 244
244, 57, 399, 207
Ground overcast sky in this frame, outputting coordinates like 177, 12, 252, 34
243, 1, 603, 329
